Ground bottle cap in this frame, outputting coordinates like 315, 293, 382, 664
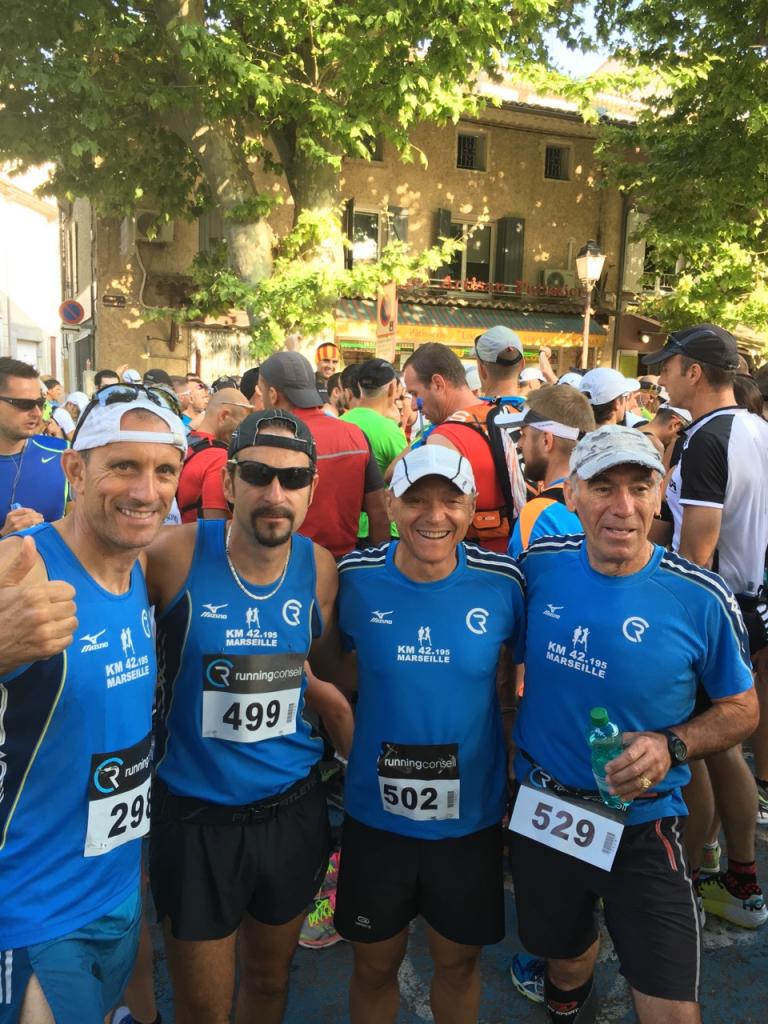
590, 707, 609, 726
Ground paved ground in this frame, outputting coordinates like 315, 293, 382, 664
150, 823, 768, 1023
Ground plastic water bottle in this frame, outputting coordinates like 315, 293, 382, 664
588, 707, 630, 811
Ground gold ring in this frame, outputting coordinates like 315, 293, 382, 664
638, 775, 653, 790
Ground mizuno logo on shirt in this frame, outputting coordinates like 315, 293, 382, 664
370, 610, 393, 624
201, 603, 228, 619
81, 630, 109, 652
544, 604, 563, 619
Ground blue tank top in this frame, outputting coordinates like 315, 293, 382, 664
155, 521, 324, 804
0, 435, 68, 528
338, 542, 525, 839
0, 524, 155, 949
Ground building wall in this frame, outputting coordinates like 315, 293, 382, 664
0, 168, 61, 375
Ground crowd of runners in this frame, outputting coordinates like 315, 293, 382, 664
1, 320, 767, 1024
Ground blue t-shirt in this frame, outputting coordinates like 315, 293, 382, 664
0, 435, 68, 529
0, 524, 155, 948
155, 520, 324, 804
514, 536, 753, 826
338, 541, 525, 839
508, 496, 582, 557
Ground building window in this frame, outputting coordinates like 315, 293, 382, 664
544, 144, 570, 181
456, 132, 487, 171
362, 133, 384, 162
445, 223, 493, 288
352, 211, 381, 262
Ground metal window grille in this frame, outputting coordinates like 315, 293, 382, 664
545, 146, 569, 180
457, 133, 484, 170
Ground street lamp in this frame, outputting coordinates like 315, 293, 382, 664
575, 240, 606, 369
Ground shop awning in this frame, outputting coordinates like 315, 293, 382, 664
335, 298, 605, 352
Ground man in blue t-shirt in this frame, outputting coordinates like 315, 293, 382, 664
0, 357, 68, 537
321, 445, 525, 1024
0, 388, 186, 1023
508, 384, 595, 557
509, 426, 757, 1024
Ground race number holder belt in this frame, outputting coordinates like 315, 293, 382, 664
519, 748, 672, 804
153, 765, 319, 826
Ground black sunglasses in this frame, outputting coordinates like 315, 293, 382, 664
72, 383, 182, 446
229, 460, 314, 490
0, 395, 46, 411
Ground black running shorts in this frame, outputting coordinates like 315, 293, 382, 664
509, 810, 701, 1002
334, 815, 505, 946
150, 769, 331, 941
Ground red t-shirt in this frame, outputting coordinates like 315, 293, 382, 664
432, 407, 508, 553
295, 408, 378, 558
177, 431, 229, 524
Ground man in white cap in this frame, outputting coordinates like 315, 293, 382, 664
579, 368, 642, 427
0, 384, 187, 1023
508, 425, 757, 1024
519, 367, 546, 397
52, 390, 90, 440
323, 445, 525, 1023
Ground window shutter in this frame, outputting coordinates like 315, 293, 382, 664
495, 216, 525, 285
343, 198, 355, 270
387, 206, 409, 244
198, 207, 226, 254
433, 207, 453, 277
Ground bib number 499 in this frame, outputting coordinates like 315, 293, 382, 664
223, 699, 281, 733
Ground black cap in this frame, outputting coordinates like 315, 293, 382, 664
643, 323, 740, 369
228, 409, 316, 464
143, 367, 172, 386
357, 358, 396, 390
240, 366, 260, 400
259, 351, 322, 408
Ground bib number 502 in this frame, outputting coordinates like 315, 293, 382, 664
382, 782, 437, 812
531, 801, 595, 848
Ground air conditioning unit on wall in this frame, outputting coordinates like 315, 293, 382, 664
135, 209, 175, 244
540, 268, 578, 289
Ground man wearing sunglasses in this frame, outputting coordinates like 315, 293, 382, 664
143, 409, 348, 1024
0, 357, 68, 538
0, 385, 187, 1023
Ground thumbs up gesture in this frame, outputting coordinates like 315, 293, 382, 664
0, 536, 78, 674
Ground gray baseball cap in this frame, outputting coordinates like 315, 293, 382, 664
259, 351, 322, 408
569, 425, 665, 480
474, 326, 524, 365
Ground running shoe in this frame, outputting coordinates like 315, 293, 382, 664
757, 780, 768, 826
320, 849, 340, 896
701, 840, 721, 875
510, 952, 545, 1004
699, 873, 768, 929
298, 892, 344, 949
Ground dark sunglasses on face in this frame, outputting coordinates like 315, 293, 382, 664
0, 396, 46, 411
71, 383, 182, 446
228, 460, 314, 490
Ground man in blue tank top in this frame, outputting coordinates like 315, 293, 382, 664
508, 426, 757, 1024
144, 409, 350, 1024
0, 385, 186, 1024
319, 446, 525, 1024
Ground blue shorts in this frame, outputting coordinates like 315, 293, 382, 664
0, 888, 141, 1023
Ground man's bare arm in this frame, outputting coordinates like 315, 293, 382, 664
678, 504, 722, 569
364, 489, 391, 547
144, 524, 198, 611
304, 664, 354, 758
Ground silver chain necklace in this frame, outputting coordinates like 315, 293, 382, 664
7, 440, 27, 509
224, 525, 290, 601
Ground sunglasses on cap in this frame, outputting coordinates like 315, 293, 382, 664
228, 460, 315, 490
0, 395, 47, 412
72, 383, 182, 446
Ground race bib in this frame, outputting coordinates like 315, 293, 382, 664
377, 742, 460, 821
84, 733, 153, 857
201, 653, 304, 743
509, 781, 625, 871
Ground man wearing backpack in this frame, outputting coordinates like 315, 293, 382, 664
177, 388, 253, 523
402, 329, 528, 553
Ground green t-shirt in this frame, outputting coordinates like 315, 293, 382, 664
341, 406, 407, 538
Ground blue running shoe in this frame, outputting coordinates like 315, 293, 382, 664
510, 952, 545, 1004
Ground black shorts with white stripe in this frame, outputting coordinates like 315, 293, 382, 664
509, 813, 701, 1003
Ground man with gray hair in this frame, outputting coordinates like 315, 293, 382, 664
508, 425, 757, 1024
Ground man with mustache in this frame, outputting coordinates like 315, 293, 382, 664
144, 410, 350, 1024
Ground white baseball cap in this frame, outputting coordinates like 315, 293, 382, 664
65, 391, 90, 413
390, 446, 476, 497
72, 398, 187, 453
580, 368, 640, 406
474, 326, 524, 365
520, 367, 546, 384
462, 363, 481, 392
558, 371, 585, 388
122, 368, 142, 384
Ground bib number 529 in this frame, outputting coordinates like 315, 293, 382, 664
530, 800, 595, 848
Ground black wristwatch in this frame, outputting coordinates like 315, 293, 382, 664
658, 728, 688, 766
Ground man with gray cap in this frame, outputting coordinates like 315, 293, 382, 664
323, 445, 525, 1023
0, 383, 186, 1023
646, 323, 768, 929
258, 350, 389, 557
144, 408, 351, 1024
508, 425, 757, 1024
